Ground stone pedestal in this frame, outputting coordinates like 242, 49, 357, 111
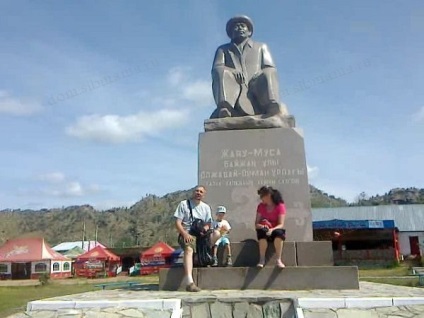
216, 240, 297, 267
215, 241, 333, 267
159, 266, 359, 290
198, 127, 312, 242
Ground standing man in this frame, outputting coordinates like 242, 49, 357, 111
174, 185, 214, 292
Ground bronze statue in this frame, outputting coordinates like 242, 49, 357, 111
210, 15, 288, 119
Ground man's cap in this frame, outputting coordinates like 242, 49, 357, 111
216, 206, 227, 214
226, 15, 254, 38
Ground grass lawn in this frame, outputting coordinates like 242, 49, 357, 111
359, 266, 410, 277
359, 266, 421, 287
0, 275, 159, 317
0, 284, 97, 317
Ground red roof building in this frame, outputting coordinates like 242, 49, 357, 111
0, 237, 72, 280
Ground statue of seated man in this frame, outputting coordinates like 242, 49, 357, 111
210, 15, 288, 119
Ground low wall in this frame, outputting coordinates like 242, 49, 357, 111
160, 266, 359, 291
334, 259, 395, 267
213, 240, 333, 267
334, 249, 396, 267
182, 299, 294, 318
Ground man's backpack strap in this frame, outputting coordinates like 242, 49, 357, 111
186, 199, 193, 221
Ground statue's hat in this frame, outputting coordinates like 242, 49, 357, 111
226, 15, 254, 38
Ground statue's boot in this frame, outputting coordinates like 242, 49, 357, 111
266, 101, 282, 116
218, 101, 234, 118
219, 108, 232, 118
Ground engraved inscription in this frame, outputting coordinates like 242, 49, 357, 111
221, 148, 282, 159
224, 160, 256, 168
201, 147, 305, 187
198, 129, 313, 242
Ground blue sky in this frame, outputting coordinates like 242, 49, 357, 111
0, 1, 423, 209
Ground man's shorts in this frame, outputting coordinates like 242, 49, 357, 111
214, 236, 230, 247
178, 234, 196, 250
256, 229, 286, 242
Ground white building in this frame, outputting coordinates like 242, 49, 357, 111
312, 204, 424, 257
52, 241, 105, 253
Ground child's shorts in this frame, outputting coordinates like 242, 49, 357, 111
215, 236, 230, 246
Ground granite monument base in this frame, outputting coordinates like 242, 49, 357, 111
159, 266, 359, 291
159, 267, 199, 291
204, 113, 296, 131
198, 127, 312, 242
215, 240, 333, 267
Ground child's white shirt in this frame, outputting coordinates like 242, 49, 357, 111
212, 219, 231, 236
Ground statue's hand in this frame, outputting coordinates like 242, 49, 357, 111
234, 71, 245, 84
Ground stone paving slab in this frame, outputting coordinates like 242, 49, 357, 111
9, 282, 424, 318
27, 299, 181, 311
302, 306, 424, 318
24, 299, 182, 318
8, 308, 176, 318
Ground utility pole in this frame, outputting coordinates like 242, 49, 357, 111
94, 224, 98, 246
82, 220, 86, 250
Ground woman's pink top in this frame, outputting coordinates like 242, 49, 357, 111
256, 203, 286, 227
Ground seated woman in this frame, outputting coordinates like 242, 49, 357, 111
255, 186, 286, 268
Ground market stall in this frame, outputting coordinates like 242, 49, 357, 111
140, 242, 174, 275
74, 245, 120, 278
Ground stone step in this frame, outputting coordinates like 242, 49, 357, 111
159, 266, 359, 291
213, 240, 333, 267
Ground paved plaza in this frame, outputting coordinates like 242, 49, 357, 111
6, 282, 424, 317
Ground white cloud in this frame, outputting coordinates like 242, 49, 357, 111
38, 172, 66, 183
413, 106, 424, 123
167, 67, 188, 86
42, 181, 100, 198
65, 181, 83, 196
33, 172, 101, 197
0, 90, 43, 116
182, 80, 213, 106
307, 165, 319, 179
66, 109, 187, 143
164, 67, 214, 107
151, 97, 178, 107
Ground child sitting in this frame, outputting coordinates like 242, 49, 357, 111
211, 206, 233, 266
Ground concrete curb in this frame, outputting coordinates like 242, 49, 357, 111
25, 296, 424, 318
295, 297, 424, 318
296, 296, 424, 309
27, 298, 181, 314
296, 307, 305, 318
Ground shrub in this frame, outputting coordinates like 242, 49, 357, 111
38, 273, 50, 285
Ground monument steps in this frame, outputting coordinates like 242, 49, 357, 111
212, 240, 333, 267
168, 240, 361, 291
159, 266, 359, 291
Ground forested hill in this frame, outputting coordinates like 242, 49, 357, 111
0, 186, 422, 247
353, 187, 424, 206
